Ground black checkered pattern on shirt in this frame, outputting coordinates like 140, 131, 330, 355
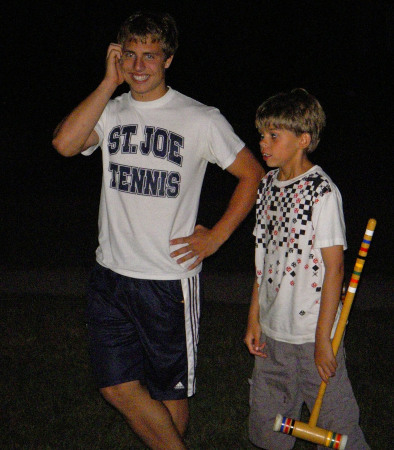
256, 170, 332, 258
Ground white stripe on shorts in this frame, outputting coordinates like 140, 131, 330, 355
181, 274, 201, 397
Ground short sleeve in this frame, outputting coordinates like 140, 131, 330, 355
312, 186, 347, 250
203, 109, 245, 169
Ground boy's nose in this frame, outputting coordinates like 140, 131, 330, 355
135, 57, 145, 71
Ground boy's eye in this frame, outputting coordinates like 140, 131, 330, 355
271, 133, 277, 139
145, 54, 154, 60
122, 52, 135, 59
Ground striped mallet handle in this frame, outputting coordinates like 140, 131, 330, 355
308, 218, 377, 428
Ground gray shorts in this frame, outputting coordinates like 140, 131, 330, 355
248, 335, 369, 450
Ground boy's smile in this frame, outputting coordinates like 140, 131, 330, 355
120, 37, 173, 101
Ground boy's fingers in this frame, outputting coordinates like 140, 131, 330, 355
318, 366, 329, 383
318, 362, 337, 383
106, 44, 122, 59
251, 341, 267, 357
244, 336, 258, 354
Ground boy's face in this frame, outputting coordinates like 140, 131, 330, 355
259, 127, 306, 170
120, 36, 173, 101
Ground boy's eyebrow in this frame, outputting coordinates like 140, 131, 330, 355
122, 49, 162, 56
262, 126, 279, 131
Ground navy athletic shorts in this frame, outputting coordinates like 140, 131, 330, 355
85, 263, 201, 401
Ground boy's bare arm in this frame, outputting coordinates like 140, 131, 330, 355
244, 277, 267, 357
52, 44, 124, 157
315, 245, 344, 382
170, 147, 263, 269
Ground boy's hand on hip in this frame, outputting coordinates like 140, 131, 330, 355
170, 225, 222, 270
314, 338, 338, 383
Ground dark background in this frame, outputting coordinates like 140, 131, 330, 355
2, 0, 392, 276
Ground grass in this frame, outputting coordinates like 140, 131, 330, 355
1, 294, 392, 449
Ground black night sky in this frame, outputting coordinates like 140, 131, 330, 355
2, 0, 393, 275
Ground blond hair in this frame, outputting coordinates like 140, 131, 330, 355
255, 88, 326, 153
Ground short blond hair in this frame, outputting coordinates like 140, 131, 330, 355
255, 88, 326, 153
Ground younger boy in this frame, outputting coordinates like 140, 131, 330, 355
244, 89, 369, 449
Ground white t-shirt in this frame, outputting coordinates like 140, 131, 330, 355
254, 166, 347, 344
83, 87, 245, 279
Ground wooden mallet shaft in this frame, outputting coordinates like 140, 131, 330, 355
273, 218, 376, 449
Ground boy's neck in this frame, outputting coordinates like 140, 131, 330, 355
277, 159, 314, 181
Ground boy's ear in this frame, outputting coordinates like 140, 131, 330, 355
299, 132, 311, 150
165, 54, 174, 69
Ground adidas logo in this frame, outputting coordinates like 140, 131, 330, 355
174, 381, 185, 390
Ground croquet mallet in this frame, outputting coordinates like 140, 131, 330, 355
273, 218, 377, 450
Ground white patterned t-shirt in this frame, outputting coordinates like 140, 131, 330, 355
254, 166, 347, 344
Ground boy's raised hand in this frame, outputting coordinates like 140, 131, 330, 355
105, 43, 125, 87
314, 337, 338, 383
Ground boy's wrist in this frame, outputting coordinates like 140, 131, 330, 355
248, 315, 260, 325
210, 223, 231, 248
98, 78, 119, 95
315, 332, 331, 345
315, 322, 332, 340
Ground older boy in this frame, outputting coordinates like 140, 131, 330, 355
53, 11, 262, 450
244, 89, 369, 449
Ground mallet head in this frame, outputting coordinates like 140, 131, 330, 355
274, 414, 348, 449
